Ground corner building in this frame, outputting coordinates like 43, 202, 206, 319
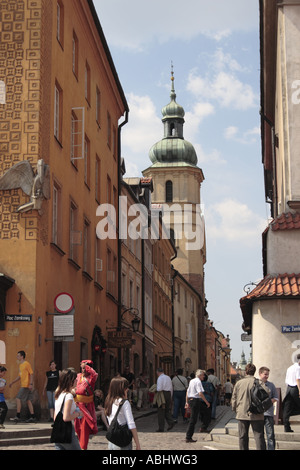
0, 0, 128, 411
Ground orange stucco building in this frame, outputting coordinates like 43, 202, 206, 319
0, 0, 128, 411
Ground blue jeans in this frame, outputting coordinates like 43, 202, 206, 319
47, 391, 55, 409
172, 390, 186, 420
211, 391, 217, 419
108, 441, 133, 450
264, 415, 275, 450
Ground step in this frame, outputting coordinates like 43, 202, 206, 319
0, 435, 51, 447
209, 419, 300, 450
0, 422, 52, 447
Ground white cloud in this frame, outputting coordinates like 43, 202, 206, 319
205, 199, 266, 246
95, 0, 258, 51
187, 68, 258, 111
224, 125, 260, 144
122, 93, 161, 156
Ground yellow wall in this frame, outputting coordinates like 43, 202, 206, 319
0, 0, 127, 407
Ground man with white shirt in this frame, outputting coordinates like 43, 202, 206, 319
283, 354, 300, 432
185, 369, 210, 443
156, 368, 176, 432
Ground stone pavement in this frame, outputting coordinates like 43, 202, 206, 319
0, 405, 232, 451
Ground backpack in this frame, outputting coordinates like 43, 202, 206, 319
106, 399, 132, 448
248, 379, 273, 414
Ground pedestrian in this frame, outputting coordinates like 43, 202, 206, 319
53, 368, 83, 450
74, 360, 98, 450
94, 389, 108, 430
231, 363, 267, 450
156, 367, 176, 432
206, 368, 220, 419
122, 365, 135, 403
136, 370, 149, 409
9, 350, 36, 423
185, 369, 210, 443
43, 360, 60, 422
0, 366, 8, 428
259, 366, 278, 450
104, 376, 141, 450
223, 379, 233, 406
282, 353, 300, 433
199, 373, 214, 432
172, 368, 188, 422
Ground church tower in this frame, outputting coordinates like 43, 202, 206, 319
143, 69, 206, 296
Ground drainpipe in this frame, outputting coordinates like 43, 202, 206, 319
170, 253, 178, 372
117, 110, 129, 371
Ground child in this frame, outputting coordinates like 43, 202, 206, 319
94, 389, 108, 430
0, 366, 8, 429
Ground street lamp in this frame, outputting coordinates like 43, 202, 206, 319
131, 315, 140, 332
121, 307, 140, 332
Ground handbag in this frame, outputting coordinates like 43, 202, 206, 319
50, 395, 72, 443
106, 399, 132, 447
184, 405, 191, 419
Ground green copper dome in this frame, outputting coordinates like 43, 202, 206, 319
149, 138, 197, 165
149, 69, 198, 166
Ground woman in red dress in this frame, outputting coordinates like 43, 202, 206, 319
74, 360, 98, 449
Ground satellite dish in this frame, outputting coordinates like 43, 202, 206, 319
54, 292, 74, 313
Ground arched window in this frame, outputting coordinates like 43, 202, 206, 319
165, 180, 173, 202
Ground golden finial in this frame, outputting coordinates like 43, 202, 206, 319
171, 61, 174, 81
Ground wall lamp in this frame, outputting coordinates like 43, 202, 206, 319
121, 307, 140, 332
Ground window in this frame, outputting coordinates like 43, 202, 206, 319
71, 110, 78, 165
112, 126, 117, 160
107, 112, 111, 148
54, 82, 62, 143
85, 61, 91, 104
95, 236, 102, 285
52, 182, 62, 246
107, 248, 117, 298
166, 180, 173, 202
56, 1, 64, 46
129, 279, 133, 308
107, 175, 111, 204
84, 135, 90, 186
72, 31, 78, 77
69, 201, 80, 262
96, 86, 101, 125
83, 218, 91, 274
71, 107, 85, 164
95, 155, 100, 202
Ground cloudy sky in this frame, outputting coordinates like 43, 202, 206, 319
94, 0, 268, 363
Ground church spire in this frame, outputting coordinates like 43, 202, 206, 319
170, 62, 176, 101
148, 65, 198, 166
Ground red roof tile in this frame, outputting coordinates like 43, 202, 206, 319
241, 273, 300, 302
240, 273, 300, 331
271, 212, 300, 231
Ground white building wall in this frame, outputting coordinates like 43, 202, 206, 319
252, 299, 300, 396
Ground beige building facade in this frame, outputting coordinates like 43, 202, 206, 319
241, 0, 300, 395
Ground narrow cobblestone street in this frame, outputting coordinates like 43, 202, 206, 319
0, 409, 217, 451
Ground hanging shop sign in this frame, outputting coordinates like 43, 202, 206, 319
108, 329, 132, 348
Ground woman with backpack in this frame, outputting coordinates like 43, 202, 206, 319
105, 376, 141, 450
